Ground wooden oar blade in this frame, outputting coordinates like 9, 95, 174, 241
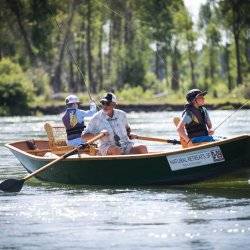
1, 132, 105, 193
0, 179, 25, 192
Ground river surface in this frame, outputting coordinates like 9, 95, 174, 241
0, 110, 250, 250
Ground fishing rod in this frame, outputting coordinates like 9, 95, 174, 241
49, 0, 177, 99
213, 99, 250, 131
47, 5, 99, 107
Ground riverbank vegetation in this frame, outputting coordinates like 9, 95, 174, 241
0, 0, 249, 115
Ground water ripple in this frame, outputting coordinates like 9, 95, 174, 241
0, 111, 250, 249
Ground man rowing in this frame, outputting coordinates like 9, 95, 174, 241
82, 92, 148, 155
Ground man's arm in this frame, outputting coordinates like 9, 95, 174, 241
83, 130, 109, 141
82, 132, 96, 141
123, 112, 135, 139
82, 116, 109, 141
82, 116, 97, 141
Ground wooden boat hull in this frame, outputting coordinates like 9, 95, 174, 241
5, 135, 250, 185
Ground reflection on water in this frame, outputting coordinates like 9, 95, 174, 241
0, 111, 250, 249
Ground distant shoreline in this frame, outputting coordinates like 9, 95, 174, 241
31, 102, 250, 115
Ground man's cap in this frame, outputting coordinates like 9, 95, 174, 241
65, 94, 80, 104
100, 92, 117, 104
186, 89, 207, 103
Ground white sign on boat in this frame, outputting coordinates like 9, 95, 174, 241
167, 146, 225, 171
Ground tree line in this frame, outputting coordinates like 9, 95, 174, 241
0, 0, 249, 102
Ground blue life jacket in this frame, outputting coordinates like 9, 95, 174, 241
62, 108, 86, 141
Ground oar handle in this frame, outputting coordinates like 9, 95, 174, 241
131, 134, 180, 144
132, 134, 168, 143
23, 133, 105, 181
85, 132, 105, 144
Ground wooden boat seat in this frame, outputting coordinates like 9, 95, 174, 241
173, 117, 207, 148
22, 140, 52, 156
44, 123, 98, 156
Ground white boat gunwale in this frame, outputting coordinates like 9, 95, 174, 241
5, 134, 249, 161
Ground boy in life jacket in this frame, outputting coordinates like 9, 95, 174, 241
176, 89, 215, 147
62, 95, 96, 147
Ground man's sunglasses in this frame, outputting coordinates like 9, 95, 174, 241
196, 95, 205, 100
101, 101, 112, 106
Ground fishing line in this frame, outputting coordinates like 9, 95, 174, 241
46, 4, 100, 108
213, 99, 250, 131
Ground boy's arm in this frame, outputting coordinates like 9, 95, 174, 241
177, 120, 190, 143
204, 109, 214, 134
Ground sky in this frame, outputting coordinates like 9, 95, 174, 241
183, 0, 207, 24
183, 0, 208, 49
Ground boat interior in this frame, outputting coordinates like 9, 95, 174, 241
7, 123, 98, 157
6, 122, 248, 159
6, 122, 181, 158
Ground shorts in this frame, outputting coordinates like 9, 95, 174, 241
67, 137, 85, 147
99, 142, 134, 156
191, 135, 215, 143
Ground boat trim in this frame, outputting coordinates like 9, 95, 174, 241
5, 134, 249, 161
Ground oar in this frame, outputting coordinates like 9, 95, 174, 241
0, 133, 105, 193
131, 134, 181, 145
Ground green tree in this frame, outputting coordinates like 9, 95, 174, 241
172, 6, 198, 89
199, 2, 221, 88
138, 0, 173, 81
0, 58, 34, 115
218, 0, 250, 85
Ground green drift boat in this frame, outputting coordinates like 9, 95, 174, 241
5, 134, 250, 186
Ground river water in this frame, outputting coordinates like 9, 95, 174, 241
0, 110, 250, 249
